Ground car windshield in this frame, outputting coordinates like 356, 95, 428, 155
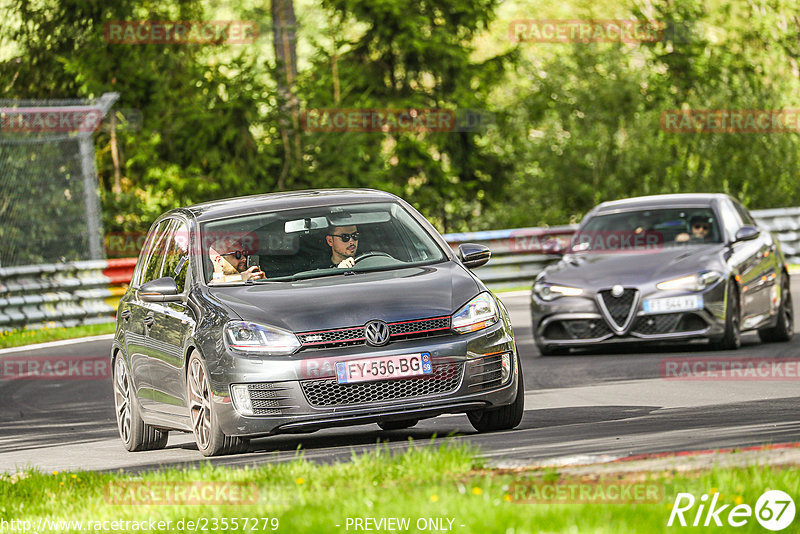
199, 201, 447, 284
572, 207, 722, 252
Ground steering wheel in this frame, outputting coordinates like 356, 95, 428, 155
353, 252, 396, 264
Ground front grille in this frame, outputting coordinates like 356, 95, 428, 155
389, 317, 451, 338
562, 319, 613, 339
297, 316, 452, 350
300, 361, 463, 407
632, 313, 707, 336
543, 319, 612, 340
632, 314, 681, 335
297, 327, 365, 346
599, 289, 637, 328
246, 383, 293, 416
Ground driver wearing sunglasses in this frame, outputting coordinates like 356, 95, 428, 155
676, 215, 714, 243
325, 225, 359, 268
208, 239, 266, 284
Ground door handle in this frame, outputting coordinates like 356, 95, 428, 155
144, 313, 155, 327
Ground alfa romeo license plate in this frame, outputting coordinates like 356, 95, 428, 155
335, 353, 432, 384
643, 295, 703, 313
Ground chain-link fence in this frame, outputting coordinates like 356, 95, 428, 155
0, 93, 118, 267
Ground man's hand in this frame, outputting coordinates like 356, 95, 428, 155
241, 266, 266, 281
337, 257, 355, 269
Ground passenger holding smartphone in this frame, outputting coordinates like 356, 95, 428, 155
208, 240, 266, 284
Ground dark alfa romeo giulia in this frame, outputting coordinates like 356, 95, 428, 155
531, 194, 793, 355
112, 189, 523, 456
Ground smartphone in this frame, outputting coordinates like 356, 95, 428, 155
246, 254, 260, 269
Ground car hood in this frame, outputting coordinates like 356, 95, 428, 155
542, 245, 727, 288
206, 262, 480, 332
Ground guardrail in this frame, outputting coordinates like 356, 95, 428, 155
0, 259, 135, 332
751, 207, 800, 264
1, 207, 798, 332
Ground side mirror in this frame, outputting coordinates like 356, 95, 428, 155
457, 243, 491, 269
139, 277, 182, 302
734, 226, 759, 242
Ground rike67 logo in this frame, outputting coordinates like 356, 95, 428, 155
668, 490, 795, 531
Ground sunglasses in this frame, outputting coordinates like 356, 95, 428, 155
220, 250, 248, 260
328, 232, 360, 242
693, 224, 710, 231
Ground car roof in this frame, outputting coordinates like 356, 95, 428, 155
172, 189, 400, 222
593, 193, 732, 214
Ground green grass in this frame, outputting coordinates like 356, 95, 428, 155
1, 442, 798, 533
0, 322, 116, 349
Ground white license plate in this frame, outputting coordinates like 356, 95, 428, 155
643, 295, 703, 313
335, 353, 432, 384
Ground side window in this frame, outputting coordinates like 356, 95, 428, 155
163, 221, 190, 293
134, 221, 164, 286
141, 220, 175, 284
718, 201, 743, 242
733, 202, 756, 226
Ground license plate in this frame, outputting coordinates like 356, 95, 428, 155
643, 295, 703, 313
335, 353, 432, 384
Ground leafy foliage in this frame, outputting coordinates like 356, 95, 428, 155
2, 0, 800, 240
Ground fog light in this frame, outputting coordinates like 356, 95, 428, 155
230, 384, 254, 416
501, 353, 511, 384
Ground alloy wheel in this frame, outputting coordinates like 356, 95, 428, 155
188, 357, 212, 450
113, 358, 132, 444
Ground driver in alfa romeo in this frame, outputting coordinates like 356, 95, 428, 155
325, 225, 359, 268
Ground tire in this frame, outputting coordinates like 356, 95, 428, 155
468, 360, 525, 432
378, 419, 419, 431
113, 356, 168, 452
187, 353, 249, 457
758, 275, 794, 342
711, 281, 741, 351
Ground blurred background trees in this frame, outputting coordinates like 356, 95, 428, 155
2, 0, 800, 235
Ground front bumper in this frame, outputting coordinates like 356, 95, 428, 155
205, 321, 519, 438
531, 281, 728, 349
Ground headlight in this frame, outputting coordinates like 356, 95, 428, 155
656, 271, 722, 292
452, 292, 500, 334
224, 321, 300, 355
533, 281, 584, 301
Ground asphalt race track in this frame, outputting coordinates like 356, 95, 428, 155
1, 281, 799, 474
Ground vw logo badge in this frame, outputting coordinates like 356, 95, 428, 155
611, 285, 625, 298
364, 320, 390, 346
